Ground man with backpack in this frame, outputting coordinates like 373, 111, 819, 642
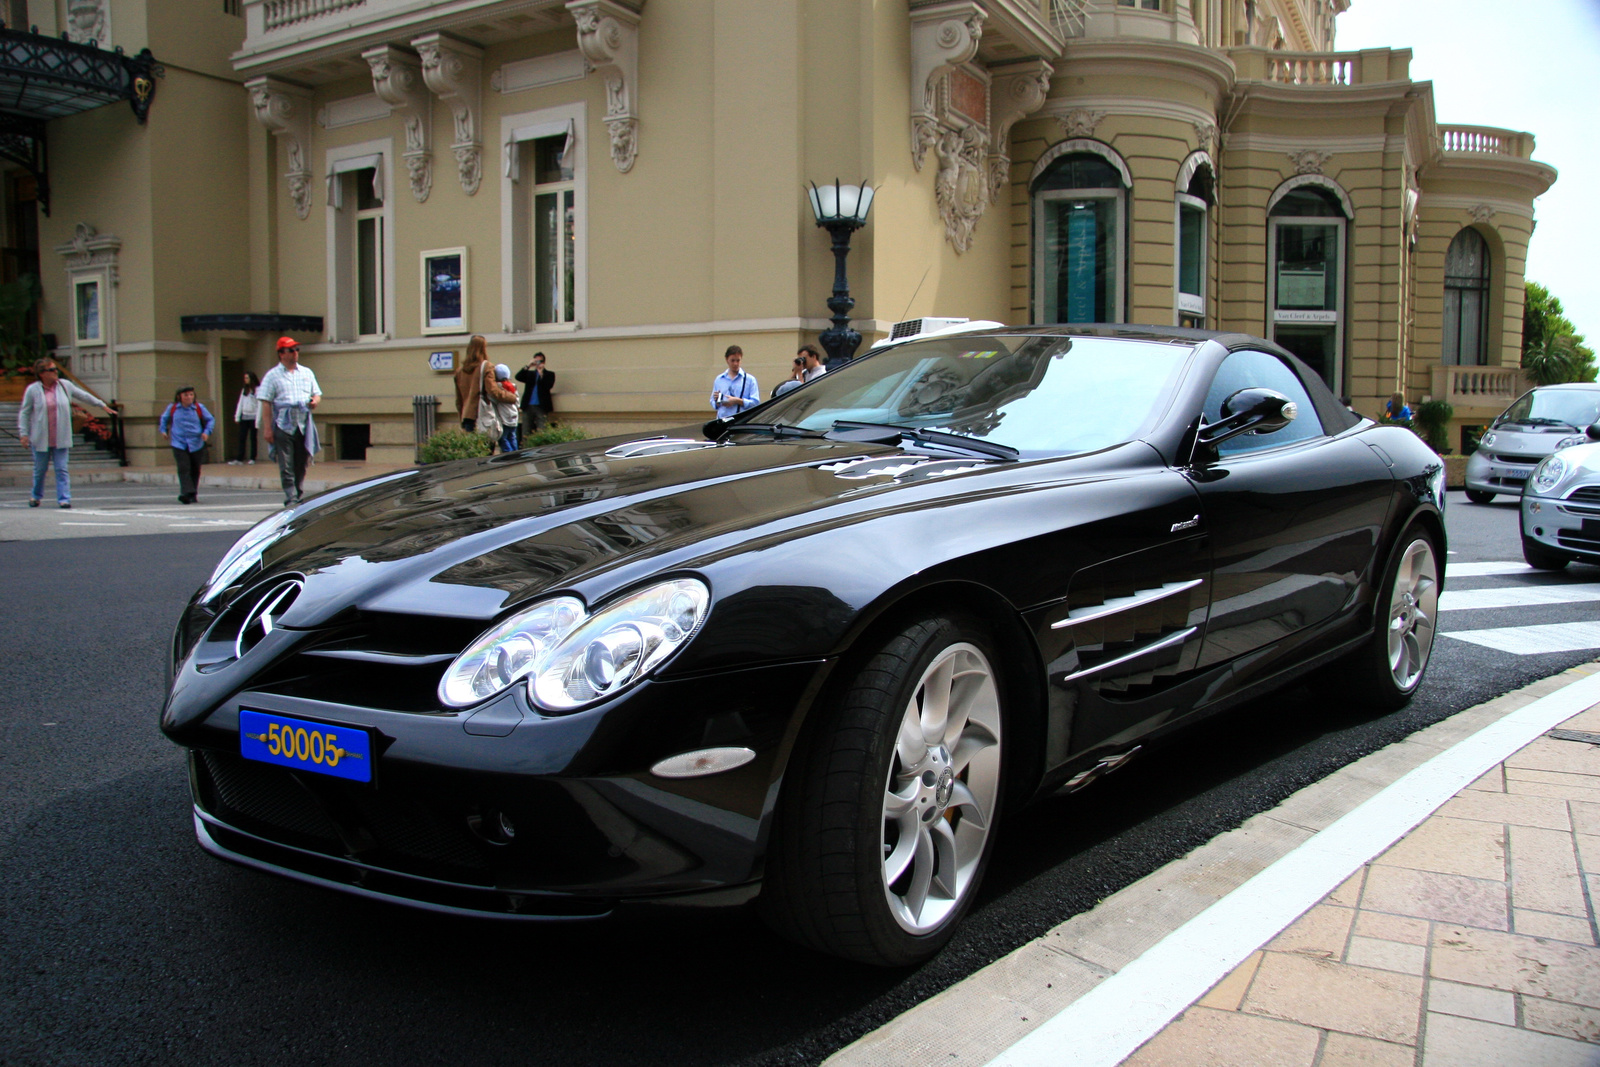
158, 386, 215, 505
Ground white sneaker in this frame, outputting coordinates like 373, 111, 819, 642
227, 460, 241, 465
246, 460, 255, 464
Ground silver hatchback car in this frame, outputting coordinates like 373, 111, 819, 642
1464, 383, 1600, 504
1520, 432, 1600, 569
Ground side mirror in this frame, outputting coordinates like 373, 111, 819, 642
1586, 424, 1600, 442
1196, 388, 1298, 454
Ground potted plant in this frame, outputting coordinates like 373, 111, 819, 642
1413, 399, 1455, 455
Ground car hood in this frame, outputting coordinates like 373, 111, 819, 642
1485, 426, 1582, 456
219, 430, 1090, 629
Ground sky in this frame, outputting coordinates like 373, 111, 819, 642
1335, 0, 1600, 344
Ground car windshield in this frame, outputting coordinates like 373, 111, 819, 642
1497, 389, 1600, 430
738, 334, 1194, 457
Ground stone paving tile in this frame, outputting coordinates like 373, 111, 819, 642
1317, 1032, 1416, 1067
1241, 952, 1423, 1044
1196, 950, 1261, 1011
1327, 868, 1365, 908
1360, 865, 1509, 930
1506, 737, 1600, 778
1430, 925, 1600, 1007
1510, 825, 1590, 916
1375, 814, 1505, 880
1515, 908, 1597, 945
1122, 1006, 1320, 1067
1265, 904, 1352, 959
1345, 936, 1427, 975
1426, 979, 1516, 1025
1576, 833, 1600, 874
1466, 765, 1505, 792
1439, 789, 1572, 830
1419, 1012, 1600, 1067
1353, 910, 1430, 946
1524, 996, 1600, 1043
1573, 799, 1600, 837
1508, 778, 1600, 804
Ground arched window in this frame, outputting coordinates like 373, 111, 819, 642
1175, 159, 1213, 327
1267, 183, 1348, 394
1443, 228, 1490, 366
1032, 152, 1127, 323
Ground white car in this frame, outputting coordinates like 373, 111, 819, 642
1464, 383, 1600, 503
1520, 429, 1600, 569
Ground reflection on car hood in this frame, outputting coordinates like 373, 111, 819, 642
1485, 428, 1577, 455
238, 431, 1047, 626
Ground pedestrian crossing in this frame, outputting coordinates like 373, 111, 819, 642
1440, 560, 1600, 657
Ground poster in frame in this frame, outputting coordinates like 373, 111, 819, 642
421, 247, 467, 335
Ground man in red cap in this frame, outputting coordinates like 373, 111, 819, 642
256, 337, 322, 506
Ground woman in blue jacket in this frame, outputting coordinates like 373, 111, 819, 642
158, 386, 215, 505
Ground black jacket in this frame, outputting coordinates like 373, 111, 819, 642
514, 367, 556, 414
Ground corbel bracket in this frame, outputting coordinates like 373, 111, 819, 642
245, 76, 315, 220
414, 33, 484, 196
567, 0, 642, 173
364, 46, 433, 203
987, 58, 1052, 199
909, 1, 984, 170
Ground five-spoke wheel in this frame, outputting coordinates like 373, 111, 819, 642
1386, 538, 1438, 691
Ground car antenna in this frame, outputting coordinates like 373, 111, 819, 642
900, 267, 931, 323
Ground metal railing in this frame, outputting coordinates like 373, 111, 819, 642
412, 395, 439, 462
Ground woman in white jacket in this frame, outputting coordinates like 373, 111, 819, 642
17, 358, 116, 508
230, 371, 260, 465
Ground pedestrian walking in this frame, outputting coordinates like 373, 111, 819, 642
16, 357, 116, 509
158, 386, 215, 504
710, 345, 759, 419
229, 371, 260, 465
454, 335, 489, 431
257, 337, 322, 507
515, 351, 556, 434
489, 364, 520, 453
476, 360, 517, 452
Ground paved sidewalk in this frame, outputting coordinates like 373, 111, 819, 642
1125, 706, 1600, 1066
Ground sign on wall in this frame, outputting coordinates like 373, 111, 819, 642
428, 351, 454, 371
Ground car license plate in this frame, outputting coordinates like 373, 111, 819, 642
240, 710, 373, 783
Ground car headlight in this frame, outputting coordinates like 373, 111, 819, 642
1480, 431, 1497, 448
1557, 434, 1588, 450
438, 596, 585, 707
200, 509, 295, 604
1533, 455, 1569, 494
531, 578, 710, 713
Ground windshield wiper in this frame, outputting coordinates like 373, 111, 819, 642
726, 422, 826, 439
1521, 418, 1581, 430
826, 421, 1019, 461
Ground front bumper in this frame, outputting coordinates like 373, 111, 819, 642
171, 658, 829, 917
1465, 448, 1537, 495
1521, 488, 1600, 561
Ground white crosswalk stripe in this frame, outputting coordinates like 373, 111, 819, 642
1439, 583, 1600, 612
1439, 560, 1600, 656
1443, 621, 1600, 656
1444, 561, 1541, 578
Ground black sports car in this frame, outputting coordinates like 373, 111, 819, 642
162, 325, 1445, 966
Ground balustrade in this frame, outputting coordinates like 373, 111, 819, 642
1431, 365, 1529, 412
1266, 53, 1354, 85
1440, 125, 1534, 158
261, 0, 365, 32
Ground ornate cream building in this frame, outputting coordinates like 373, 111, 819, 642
2, 0, 1556, 466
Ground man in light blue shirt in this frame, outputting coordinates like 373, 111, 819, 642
710, 345, 759, 420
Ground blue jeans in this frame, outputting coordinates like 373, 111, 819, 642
32, 447, 70, 504
499, 425, 519, 452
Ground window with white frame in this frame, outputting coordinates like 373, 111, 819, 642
325, 146, 392, 342
501, 105, 586, 333
1032, 152, 1126, 324
1175, 165, 1213, 328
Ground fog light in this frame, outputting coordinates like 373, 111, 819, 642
650, 747, 757, 778
1529, 501, 1542, 513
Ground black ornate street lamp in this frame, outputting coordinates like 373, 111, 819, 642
807, 179, 875, 367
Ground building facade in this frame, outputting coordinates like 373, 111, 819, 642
6, 0, 1556, 466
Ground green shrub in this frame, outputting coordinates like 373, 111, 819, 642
1413, 399, 1455, 454
419, 427, 493, 463
522, 423, 588, 447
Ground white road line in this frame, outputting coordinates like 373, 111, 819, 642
1439, 582, 1600, 612
984, 668, 1600, 1067
1445, 560, 1541, 577
59, 522, 128, 527
167, 522, 251, 528
1442, 621, 1600, 655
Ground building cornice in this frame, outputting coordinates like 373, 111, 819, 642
1054, 38, 1236, 101
1420, 155, 1558, 200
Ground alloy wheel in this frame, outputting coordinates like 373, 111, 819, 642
1387, 538, 1439, 690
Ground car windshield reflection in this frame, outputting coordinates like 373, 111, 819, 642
1497, 388, 1600, 431
739, 334, 1194, 457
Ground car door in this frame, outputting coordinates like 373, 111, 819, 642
1187, 349, 1394, 679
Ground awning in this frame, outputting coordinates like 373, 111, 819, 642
180, 314, 324, 334
0, 26, 164, 215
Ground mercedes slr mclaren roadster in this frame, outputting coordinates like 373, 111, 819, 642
163, 325, 1446, 966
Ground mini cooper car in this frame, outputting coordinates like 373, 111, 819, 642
1520, 426, 1600, 569
163, 325, 1446, 966
1463, 383, 1600, 504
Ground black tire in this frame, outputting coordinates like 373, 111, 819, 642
1339, 526, 1441, 712
1465, 489, 1495, 504
1522, 534, 1571, 571
761, 614, 1006, 966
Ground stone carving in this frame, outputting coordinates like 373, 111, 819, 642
365, 47, 433, 203
56, 223, 122, 282
568, 0, 642, 173
64, 0, 108, 47
987, 60, 1053, 200
246, 77, 315, 220
908, 3, 984, 171
1287, 148, 1333, 175
1057, 108, 1107, 140
1192, 121, 1218, 153
935, 125, 990, 254
414, 34, 483, 195
1468, 203, 1496, 223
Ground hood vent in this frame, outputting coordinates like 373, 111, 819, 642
604, 438, 719, 459
818, 457, 992, 481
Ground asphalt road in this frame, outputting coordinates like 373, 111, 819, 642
0, 482, 284, 541
2, 491, 1595, 1067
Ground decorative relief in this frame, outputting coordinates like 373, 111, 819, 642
246, 77, 315, 220
1287, 148, 1333, 175
56, 223, 122, 283
364, 47, 433, 203
987, 60, 1053, 201
64, 0, 109, 47
936, 126, 992, 254
909, 2, 984, 171
414, 33, 483, 195
1192, 121, 1218, 153
1468, 204, 1496, 223
568, 0, 642, 173
1057, 108, 1107, 140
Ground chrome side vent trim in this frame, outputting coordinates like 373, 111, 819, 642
818, 456, 993, 481
1061, 627, 1198, 683
1051, 579, 1204, 630
604, 438, 718, 459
